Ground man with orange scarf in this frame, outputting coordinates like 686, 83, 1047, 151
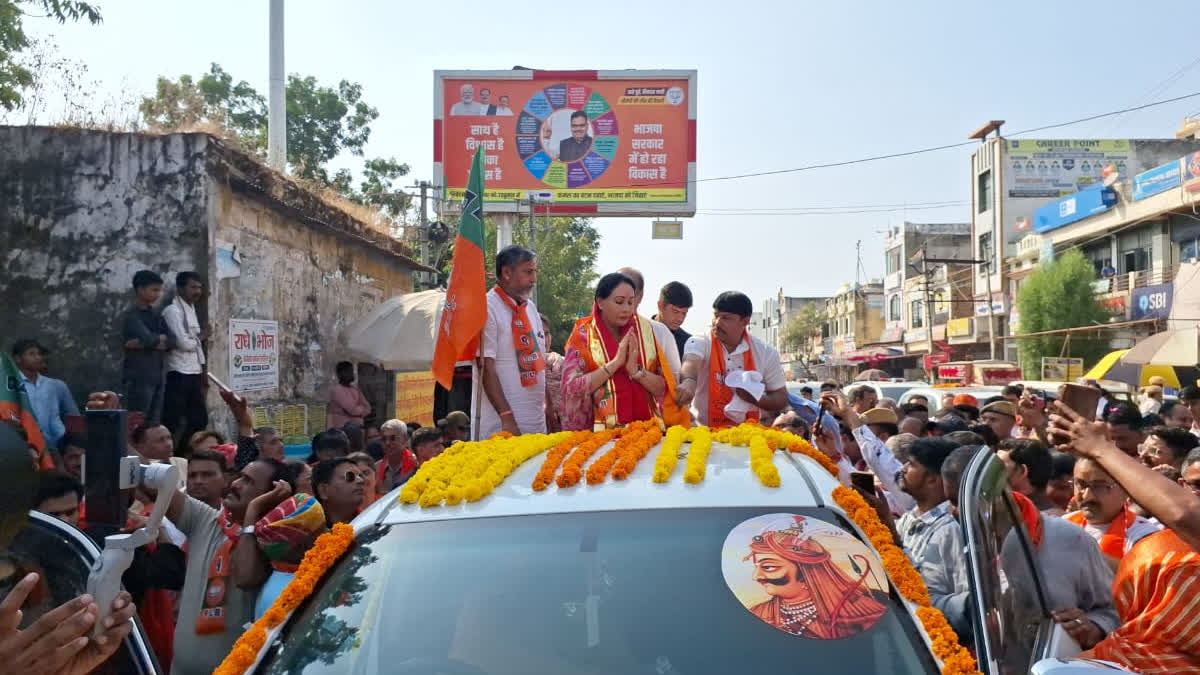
561, 273, 674, 430
676, 292, 787, 427
1064, 456, 1161, 567
480, 246, 548, 438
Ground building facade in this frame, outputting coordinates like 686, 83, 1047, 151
0, 127, 432, 438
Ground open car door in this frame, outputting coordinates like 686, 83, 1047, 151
7, 511, 161, 674
959, 449, 1084, 674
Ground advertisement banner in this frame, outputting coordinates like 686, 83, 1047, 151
1006, 139, 1130, 198
1132, 160, 1182, 201
1132, 283, 1173, 320
946, 317, 972, 338
435, 70, 696, 216
394, 371, 436, 427
1032, 185, 1117, 234
1041, 357, 1083, 381
1185, 151, 1200, 194
229, 319, 279, 392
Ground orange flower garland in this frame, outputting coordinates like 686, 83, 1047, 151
400, 432, 568, 507
613, 423, 661, 480
652, 425, 688, 483
532, 431, 589, 491
212, 522, 356, 675
916, 607, 980, 675
556, 429, 617, 488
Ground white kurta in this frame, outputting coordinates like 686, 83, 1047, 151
683, 333, 785, 425
479, 288, 547, 437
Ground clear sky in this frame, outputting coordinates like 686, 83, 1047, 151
22, 0, 1200, 333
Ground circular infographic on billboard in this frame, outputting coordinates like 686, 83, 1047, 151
515, 83, 619, 188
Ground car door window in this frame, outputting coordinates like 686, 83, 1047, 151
0, 512, 159, 675
960, 452, 1050, 675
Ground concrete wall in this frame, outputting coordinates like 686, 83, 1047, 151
0, 127, 211, 401
206, 179, 415, 430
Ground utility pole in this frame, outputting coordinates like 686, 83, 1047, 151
983, 257, 998, 360
267, 0, 286, 170
528, 200, 538, 306
920, 244, 936, 366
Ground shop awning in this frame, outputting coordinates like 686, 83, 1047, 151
844, 346, 906, 362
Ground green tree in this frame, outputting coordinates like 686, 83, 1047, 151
139, 63, 410, 216
781, 304, 826, 355
438, 216, 601, 352
1015, 249, 1113, 377
0, 0, 100, 110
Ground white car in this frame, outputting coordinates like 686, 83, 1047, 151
843, 381, 930, 404
228, 434, 1129, 675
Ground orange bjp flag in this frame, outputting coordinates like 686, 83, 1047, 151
432, 148, 488, 390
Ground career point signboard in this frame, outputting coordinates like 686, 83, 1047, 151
434, 69, 697, 217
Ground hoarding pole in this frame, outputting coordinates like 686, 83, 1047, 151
267, 0, 286, 171
528, 200, 538, 305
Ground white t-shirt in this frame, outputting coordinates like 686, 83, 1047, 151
1071, 512, 1163, 555
480, 288, 547, 438
649, 318, 681, 384
682, 332, 786, 425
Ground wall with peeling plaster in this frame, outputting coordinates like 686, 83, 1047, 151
1, 126, 421, 441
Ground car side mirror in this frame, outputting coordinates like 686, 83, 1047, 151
1030, 657, 1138, 674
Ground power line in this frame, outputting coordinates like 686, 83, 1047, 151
602, 90, 1200, 190
694, 204, 966, 217
698, 199, 967, 212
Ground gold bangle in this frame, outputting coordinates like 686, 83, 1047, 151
601, 364, 611, 377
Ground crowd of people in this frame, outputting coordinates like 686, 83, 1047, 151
7, 246, 1200, 672
4, 270, 476, 674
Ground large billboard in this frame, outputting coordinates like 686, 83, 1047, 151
434, 69, 696, 216
1005, 139, 1130, 198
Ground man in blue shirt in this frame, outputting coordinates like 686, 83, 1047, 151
11, 339, 79, 449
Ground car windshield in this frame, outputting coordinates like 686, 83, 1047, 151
260, 508, 939, 675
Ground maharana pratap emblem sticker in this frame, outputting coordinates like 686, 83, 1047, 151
722, 513, 889, 639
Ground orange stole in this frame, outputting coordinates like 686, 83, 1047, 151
1089, 529, 1200, 673
569, 315, 684, 429
1066, 507, 1133, 560
708, 331, 759, 429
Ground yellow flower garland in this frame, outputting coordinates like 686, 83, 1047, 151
682, 425, 712, 484
651, 425, 688, 483
212, 523, 356, 675
400, 432, 569, 507
748, 435, 780, 487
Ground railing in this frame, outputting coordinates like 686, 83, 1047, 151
1102, 265, 1176, 293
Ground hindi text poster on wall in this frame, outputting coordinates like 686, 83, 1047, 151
230, 319, 279, 392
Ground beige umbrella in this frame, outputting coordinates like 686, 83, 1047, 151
1120, 327, 1200, 367
343, 289, 446, 371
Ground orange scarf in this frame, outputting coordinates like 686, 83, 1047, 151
567, 311, 657, 428
1066, 506, 1134, 560
195, 509, 240, 634
1089, 529, 1200, 673
494, 286, 545, 388
1011, 492, 1044, 551
708, 331, 758, 429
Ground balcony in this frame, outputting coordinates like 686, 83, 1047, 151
1097, 266, 1176, 294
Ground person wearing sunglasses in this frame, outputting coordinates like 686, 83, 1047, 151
313, 458, 365, 526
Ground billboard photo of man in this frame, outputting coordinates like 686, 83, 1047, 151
478, 88, 496, 116
451, 83, 480, 116
558, 110, 593, 162
495, 95, 514, 116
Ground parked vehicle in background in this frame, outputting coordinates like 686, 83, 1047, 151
842, 381, 929, 403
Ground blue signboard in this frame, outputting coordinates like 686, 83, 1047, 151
1033, 185, 1117, 234
1132, 282, 1173, 320
1132, 161, 1182, 201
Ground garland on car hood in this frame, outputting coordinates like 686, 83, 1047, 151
214, 425, 980, 675
211, 523, 355, 675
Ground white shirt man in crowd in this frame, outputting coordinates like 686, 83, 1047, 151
162, 271, 208, 439
676, 291, 787, 426
480, 245, 548, 437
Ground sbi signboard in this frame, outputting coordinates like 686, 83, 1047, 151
1132, 283, 1173, 320
1033, 185, 1117, 234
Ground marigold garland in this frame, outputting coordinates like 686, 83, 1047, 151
400, 432, 569, 507
212, 522, 356, 675
532, 431, 589, 491
652, 425, 688, 483
682, 426, 712, 484
916, 607, 981, 675
748, 436, 780, 487
613, 423, 661, 480
556, 429, 618, 487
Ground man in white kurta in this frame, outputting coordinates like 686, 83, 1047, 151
479, 246, 548, 438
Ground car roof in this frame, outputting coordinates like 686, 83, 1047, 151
361, 439, 843, 528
